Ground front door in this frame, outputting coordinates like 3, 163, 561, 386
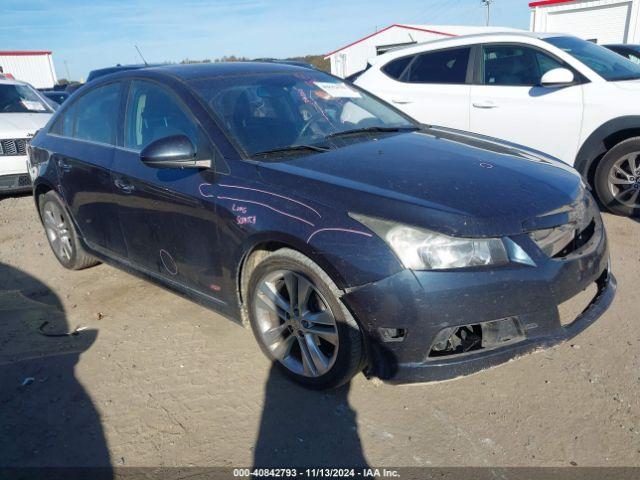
469, 43, 584, 163
110, 79, 225, 298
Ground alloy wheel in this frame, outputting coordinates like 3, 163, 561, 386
43, 202, 73, 262
608, 152, 640, 207
252, 269, 339, 377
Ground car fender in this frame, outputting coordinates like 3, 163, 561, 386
575, 115, 640, 181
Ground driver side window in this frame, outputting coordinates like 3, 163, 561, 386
125, 81, 198, 151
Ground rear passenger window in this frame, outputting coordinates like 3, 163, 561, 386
405, 47, 470, 84
382, 56, 413, 80
73, 83, 120, 144
125, 81, 198, 151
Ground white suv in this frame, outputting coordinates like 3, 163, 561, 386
355, 32, 640, 216
0, 76, 53, 193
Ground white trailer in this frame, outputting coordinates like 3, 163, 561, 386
530, 0, 640, 44
0, 51, 57, 89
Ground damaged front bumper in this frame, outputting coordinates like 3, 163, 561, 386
342, 219, 616, 384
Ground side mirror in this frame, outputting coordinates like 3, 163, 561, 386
140, 135, 211, 169
540, 68, 575, 87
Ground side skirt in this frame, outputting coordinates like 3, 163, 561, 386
83, 241, 243, 326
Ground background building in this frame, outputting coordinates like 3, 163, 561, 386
530, 0, 640, 44
0, 51, 57, 89
325, 24, 522, 78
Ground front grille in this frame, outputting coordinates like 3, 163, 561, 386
0, 138, 28, 156
554, 219, 596, 258
529, 191, 599, 259
18, 175, 31, 187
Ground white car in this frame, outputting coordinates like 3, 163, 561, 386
355, 32, 640, 216
0, 76, 54, 193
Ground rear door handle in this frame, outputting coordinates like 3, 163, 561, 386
391, 98, 412, 105
472, 101, 498, 109
114, 177, 135, 193
57, 158, 72, 172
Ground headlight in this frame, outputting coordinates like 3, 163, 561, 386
350, 213, 509, 270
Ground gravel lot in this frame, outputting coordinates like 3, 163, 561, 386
0, 192, 639, 469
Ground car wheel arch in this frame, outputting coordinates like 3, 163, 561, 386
235, 235, 351, 326
236, 240, 375, 379
576, 116, 640, 185
33, 181, 56, 219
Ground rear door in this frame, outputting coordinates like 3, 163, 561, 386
110, 79, 224, 296
48, 81, 127, 256
365, 46, 473, 130
469, 43, 584, 163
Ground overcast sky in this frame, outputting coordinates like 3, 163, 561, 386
1, 0, 531, 81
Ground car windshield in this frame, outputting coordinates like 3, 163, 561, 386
546, 36, 640, 81
0, 83, 53, 113
189, 69, 416, 157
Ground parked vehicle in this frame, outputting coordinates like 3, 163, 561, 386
41, 90, 70, 105
64, 82, 83, 94
27, 63, 615, 389
355, 32, 640, 217
0, 76, 53, 193
86, 64, 156, 83
604, 44, 640, 64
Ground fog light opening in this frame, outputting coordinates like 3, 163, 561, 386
379, 327, 406, 343
429, 317, 524, 358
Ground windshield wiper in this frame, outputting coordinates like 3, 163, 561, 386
325, 125, 420, 140
251, 144, 329, 157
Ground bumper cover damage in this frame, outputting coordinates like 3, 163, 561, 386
342, 220, 616, 384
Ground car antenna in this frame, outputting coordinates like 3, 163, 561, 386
135, 45, 149, 66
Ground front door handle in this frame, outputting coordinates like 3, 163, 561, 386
57, 158, 72, 172
114, 177, 135, 193
392, 98, 412, 105
472, 101, 498, 109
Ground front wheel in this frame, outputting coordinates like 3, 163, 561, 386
594, 137, 640, 217
246, 248, 363, 390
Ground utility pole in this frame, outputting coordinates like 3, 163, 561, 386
63, 60, 71, 80
481, 0, 494, 26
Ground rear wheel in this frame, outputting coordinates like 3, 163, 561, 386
39, 191, 99, 270
246, 248, 363, 390
594, 137, 640, 217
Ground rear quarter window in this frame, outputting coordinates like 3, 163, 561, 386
381, 56, 413, 80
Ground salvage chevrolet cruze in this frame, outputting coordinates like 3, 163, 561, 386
27, 63, 616, 389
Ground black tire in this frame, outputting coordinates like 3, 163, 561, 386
594, 137, 640, 217
38, 191, 99, 270
246, 248, 363, 390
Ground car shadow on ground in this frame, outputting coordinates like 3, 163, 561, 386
0, 262, 112, 478
253, 364, 370, 469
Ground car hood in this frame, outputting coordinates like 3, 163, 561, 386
0, 113, 51, 139
258, 129, 585, 237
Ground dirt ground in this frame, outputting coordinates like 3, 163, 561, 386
0, 192, 639, 469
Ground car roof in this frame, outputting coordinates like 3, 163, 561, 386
368, 31, 575, 65
113, 61, 319, 82
86, 64, 160, 81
